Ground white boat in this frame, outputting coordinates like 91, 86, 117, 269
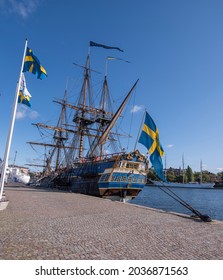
1, 158, 30, 184
149, 180, 214, 189
7, 166, 30, 184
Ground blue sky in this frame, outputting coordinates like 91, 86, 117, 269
0, 0, 223, 174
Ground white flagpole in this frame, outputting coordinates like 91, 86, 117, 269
0, 39, 28, 201
133, 109, 146, 151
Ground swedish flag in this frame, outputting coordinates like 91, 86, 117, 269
23, 47, 47, 79
138, 111, 166, 181
18, 73, 31, 107
18, 91, 31, 107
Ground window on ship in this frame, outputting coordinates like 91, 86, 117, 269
126, 162, 139, 169
120, 161, 145, 171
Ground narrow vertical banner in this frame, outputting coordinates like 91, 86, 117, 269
0, 39, 28, 201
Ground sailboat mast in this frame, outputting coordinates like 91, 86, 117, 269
200, 160, 203, 184
182, 154, 185, 184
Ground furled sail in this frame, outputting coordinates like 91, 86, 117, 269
89, 79, 139, 156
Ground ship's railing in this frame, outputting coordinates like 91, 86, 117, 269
72, 151, 124, 165
66, 151, 149, 175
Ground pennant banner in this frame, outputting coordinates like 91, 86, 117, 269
90, 41, 124, 52
107, 56, 130, 63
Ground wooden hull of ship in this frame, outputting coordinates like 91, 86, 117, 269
54, 172, 145, 201
53, 154, 147, 201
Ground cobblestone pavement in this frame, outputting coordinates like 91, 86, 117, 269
0, 184, 223, 260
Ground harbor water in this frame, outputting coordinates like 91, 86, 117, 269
129, 186, 223, 222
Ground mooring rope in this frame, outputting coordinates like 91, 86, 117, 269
145, 174, 212, 222
154, 184, 212, 222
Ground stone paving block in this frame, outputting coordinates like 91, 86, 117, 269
0, 183, 223, 260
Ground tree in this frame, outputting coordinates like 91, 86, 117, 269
147, 168, 156, 181
166, 169, 176, 182
217, 172, 223, 182
185, 165, 194, 182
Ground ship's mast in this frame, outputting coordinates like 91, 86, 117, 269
98, 75, 113, 157
78, 55, 90, 158
54, 88, 68, 171
72, 55, 94, 159
27, 88, 70, 175
72, 55, 114, 159
89, 79, 139, 157
28, 52, 133, 171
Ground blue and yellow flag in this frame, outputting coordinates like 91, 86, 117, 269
138, 111, 166, 181
18, 73, 32, 107
23, 47, 47, 79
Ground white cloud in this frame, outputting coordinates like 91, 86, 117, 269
216, 167, 223, 172
166, 144, 174, 148
0, 0, 40, 18
16, 105, 39, 119
16, 109, 26, 119
29, 110, 39, 119
131, 105, 143, 113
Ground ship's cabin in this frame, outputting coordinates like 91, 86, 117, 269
119, 160, 146, 171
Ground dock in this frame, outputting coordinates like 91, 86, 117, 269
0, 183, 223, 260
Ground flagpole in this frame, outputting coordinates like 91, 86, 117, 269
133, 109, 146, 151
105, 58, 108, 77
0, 39, 28, 201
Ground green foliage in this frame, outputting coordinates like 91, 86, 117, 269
216, 171, 223, 182
147, 166, 217, 183
185, 165, 194, 182
166, 169, 176, 182
147, 168, 156, 180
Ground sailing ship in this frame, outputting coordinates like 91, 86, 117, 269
28, 49, 149, 201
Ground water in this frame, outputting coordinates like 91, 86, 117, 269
129, 186, 223, 221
